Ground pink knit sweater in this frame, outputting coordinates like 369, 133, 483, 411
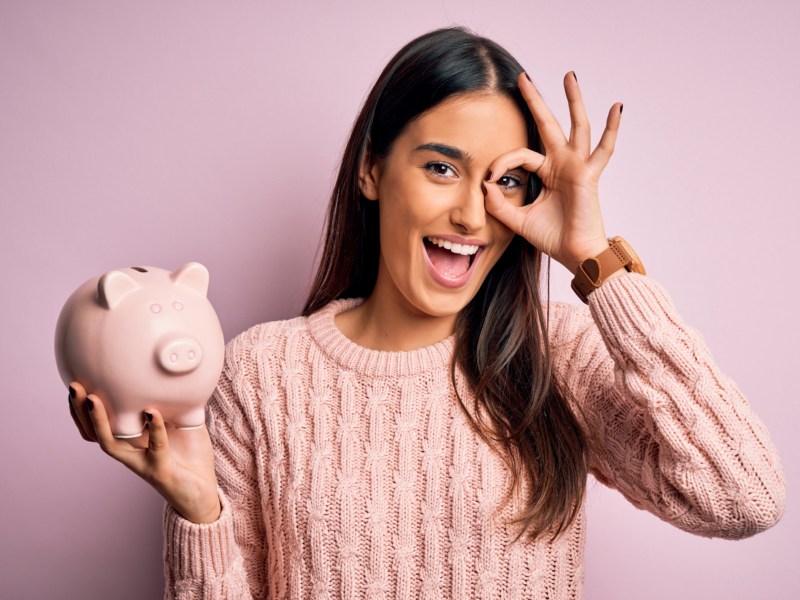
162, 273, 785, 599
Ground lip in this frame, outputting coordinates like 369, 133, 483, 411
421, 237, 486, 289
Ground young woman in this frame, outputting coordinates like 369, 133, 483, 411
68, 27, 785, 599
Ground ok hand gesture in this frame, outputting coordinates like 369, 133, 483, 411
484, 72, 623, 274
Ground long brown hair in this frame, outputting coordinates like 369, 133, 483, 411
303, 26, 587, 542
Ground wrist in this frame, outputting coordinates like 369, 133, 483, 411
173, 493, 222, 524
570, 236, 646, 303
564, 239, 611, 275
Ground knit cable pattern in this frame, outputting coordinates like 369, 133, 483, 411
162, 273, 785, 599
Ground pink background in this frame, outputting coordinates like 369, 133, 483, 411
1, 1, 797, 597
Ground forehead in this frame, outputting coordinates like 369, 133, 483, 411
398, 92, 528, 158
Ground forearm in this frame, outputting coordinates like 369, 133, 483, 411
163, 330, 268, 598
554, 272, 786, 538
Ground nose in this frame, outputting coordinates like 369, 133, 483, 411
449, 180, 486, 233
156, 335, 204, 374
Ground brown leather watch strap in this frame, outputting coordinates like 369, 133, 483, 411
570, 238, 634, 304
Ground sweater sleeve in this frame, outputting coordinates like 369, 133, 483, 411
549, 272, 786, 539
162, 329, 267, 599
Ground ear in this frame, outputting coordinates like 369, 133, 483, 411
170, 262, 210, 296
98, 270, 139, 310
358, 151, 381, 201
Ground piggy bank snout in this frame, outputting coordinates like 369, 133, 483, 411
156, 335, 204, 374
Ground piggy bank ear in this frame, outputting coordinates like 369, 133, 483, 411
170, 262, 209, 296
98, 270, 140, 310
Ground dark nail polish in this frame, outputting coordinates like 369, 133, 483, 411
572, 71, 578, 82
86, 398, 94, 412
524, 71, 531, 82
485, 170, 493, 182
620, 104, 624, 114
144, 411, 153, 422
69, 385, 76, 400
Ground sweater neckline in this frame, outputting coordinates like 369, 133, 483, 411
306, 298, 456, 377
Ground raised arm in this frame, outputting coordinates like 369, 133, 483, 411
548, 272, 786, 538
163, 329, 268, 598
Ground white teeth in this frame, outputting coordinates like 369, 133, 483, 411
426, 236, 480, 255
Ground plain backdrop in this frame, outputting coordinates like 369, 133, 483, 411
1, 1, 797, 598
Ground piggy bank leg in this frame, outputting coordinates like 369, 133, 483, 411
172, 406, 207, 431
113, 412, 145, 439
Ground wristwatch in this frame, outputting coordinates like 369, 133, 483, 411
570, 236, 646, 304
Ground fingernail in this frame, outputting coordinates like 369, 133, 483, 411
572, 71, 578, 82
144, 411, 153, 422
620, 103, 624, 114
69, 385, 76, 400
86, 398, 94, 412
485, 170, 493, 182
524, 72, 531, 82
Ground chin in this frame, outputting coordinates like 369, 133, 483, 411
412, 286, 480, 320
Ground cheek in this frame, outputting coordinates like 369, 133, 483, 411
490, 216, 516, 247
483, 224, 517, 270
379, 178, 437, 238
377, 196, 419, 265
508, 188, 528, 208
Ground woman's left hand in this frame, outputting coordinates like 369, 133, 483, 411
483, 71, 623, 274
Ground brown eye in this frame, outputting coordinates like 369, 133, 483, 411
498, 175, 523, 190
425, 161, 456, 179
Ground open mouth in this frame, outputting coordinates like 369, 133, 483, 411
422, 236, 484, 287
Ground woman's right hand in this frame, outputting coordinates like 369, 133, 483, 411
67, 381, 222, 524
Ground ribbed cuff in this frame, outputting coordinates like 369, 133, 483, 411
163, 487, 240, 580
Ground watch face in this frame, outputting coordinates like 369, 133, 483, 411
612, 237, 646, 275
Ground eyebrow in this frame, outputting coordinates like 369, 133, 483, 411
414, 143, 473, 164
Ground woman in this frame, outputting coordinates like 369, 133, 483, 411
68, 27, 785, 599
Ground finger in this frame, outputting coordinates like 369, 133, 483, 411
69, 381, 97, 443
564, 71, 591, 153
68, 388, 94, 443
483, 181, 527, 236
518, 72, 567, 150
143, 408, 170, 468
85, 393, 137, 458
589, 102, 623, 171
485, 147, 546, 184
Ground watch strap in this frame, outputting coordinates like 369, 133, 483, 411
570, 238, 633, 304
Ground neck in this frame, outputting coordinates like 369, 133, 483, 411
334, 287, 457, 352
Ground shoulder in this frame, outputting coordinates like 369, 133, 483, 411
214, 314, 314, 404
221, 297, 356, 367
224, 313, 310, 363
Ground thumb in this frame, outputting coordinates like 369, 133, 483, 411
483, 181, 526, 236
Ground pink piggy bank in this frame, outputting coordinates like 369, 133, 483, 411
55, 262, 225, 439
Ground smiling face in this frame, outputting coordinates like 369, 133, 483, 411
360, 91, 529, 326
